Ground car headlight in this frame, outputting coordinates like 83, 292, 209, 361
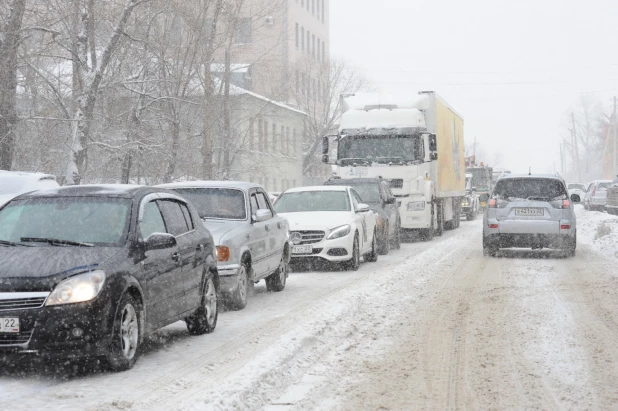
407, 201, 425, 211
327, 224, 351, 240
46, 271, 106, 306
216, 246, 230, 262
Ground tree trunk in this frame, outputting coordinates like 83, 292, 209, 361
164, 118, 180, 183
0, 0, 27, 170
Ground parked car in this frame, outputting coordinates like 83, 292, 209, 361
567, 183, 587, 201
157, 181, 290, 310
605, 179, 618, 215
323, 177, 400, 254
483, 174, 579, 257
0, 185, 218, 371
274, 185, 378, 271
461, 173, 480, 221
586, 180, 612, 211
0, 171, 59, 207
269, 192, 281, 204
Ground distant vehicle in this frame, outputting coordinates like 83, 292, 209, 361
274, 185, 378, 271
461, 173, 479, 221
586, 180, 612, 211
466, 164, 493, 211
322, 91, 466, 242
0, 171, 59, 207
324, 177, 401, 254
605, 179, 618, 215
0, 185, 218, 371
157, 181, 290, 310
567, 183, 587, 203
483, 174, 579, 257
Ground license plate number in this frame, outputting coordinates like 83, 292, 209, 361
515, 208, 544, 216
292, 245, 313, 254
481, 201, 487, 207
0, 318, 19, 333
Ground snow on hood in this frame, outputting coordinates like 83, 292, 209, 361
279, 211, 354, 231
0, 194, 15, 208
202, 219, 245, 244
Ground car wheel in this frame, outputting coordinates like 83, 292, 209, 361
229, 263, 250, 310
392, 220, 402, 250
365, 230, 379, 262
378, 227, 389, 255
343, 234, 361, 271
562, 232, 577, 258
106, 293, 141, 372
186, 271, 218, 335
266, 256, 287, 292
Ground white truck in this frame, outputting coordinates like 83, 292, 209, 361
322, 91, 466, 240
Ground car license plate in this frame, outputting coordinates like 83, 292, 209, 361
481, 201, 487, 207
292, 245, 313, 254
515, 208, 544, 216
0, 318, 19, 333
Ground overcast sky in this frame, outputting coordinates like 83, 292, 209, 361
329, 0, 618, 176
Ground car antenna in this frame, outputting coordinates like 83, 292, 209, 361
528, 167, 531, 176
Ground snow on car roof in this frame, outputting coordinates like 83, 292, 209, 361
496, 174, 565, 181
21, 184, 146, 198
284, 185, 349, 193
156, 180, 261, 191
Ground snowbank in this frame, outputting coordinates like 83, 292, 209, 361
576, 205, 618, 260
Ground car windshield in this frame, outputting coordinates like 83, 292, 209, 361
0, 197, 131, 246
329, 183, 381, 203
568, 183, 586, 190
172, 188, 247, 220
493, 178, 567, 201
274, 191, 351, 213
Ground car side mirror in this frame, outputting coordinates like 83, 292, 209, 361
144, 233, 177, 251
356, 203, 371, 213
253, 209, 272, 223
570, 194, 581, 203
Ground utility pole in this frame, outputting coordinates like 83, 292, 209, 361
571, 112, 582, 182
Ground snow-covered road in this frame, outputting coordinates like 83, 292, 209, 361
3, 207, 618, 410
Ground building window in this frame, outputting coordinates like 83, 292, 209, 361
301, 27, 305, 51
312, 34, 315, 58
312, 0, 315, 15
286, 127, 291, 155
317, 0, 320, 17
295, 23, 299, 48
295, 70, 299, 95
322, 0, 325, 23
234, 18, 252, 44
258, 119, 263, 151
292, 129, 297, 157
272, 123, 277, 154
317, 40, 321, 62
307, 30, 311, 53
264, 120, 269, 152
301, 72, 305, 96
281, 125, 285, 154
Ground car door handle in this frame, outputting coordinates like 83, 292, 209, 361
277, 222, 282, 229
265, 225, 270, 231
171, 252, 180, 262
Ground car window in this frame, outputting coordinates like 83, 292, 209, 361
172, 188, 247, 220
493, 179, 568, 201
256, 192, 273, 212
179, 203, 195, 230
250, 193, 259, 215
350, 190, 360, 209
140, 201, 167, 239
351, 189, 364, 205
158, 200, 190, 236
598, 182, 610, 190
351, 184, 381, 203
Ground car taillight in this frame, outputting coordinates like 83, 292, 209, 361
562, 200, 570, 209
592, 186, 597, 196
488, 223, 499, 229
488, 199, 497, 208
561, 224, 571, 230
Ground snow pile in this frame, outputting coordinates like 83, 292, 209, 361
576, 205, 618, 259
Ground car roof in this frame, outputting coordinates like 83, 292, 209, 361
284, 185, 349, 193
156, 180, 261, 191
16, 184, 151, 199
324, 178, 382, 185
496, 174, 565, 183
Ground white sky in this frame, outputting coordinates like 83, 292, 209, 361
329, 0, 618, 175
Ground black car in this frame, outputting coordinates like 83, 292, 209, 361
324, 177, 401, 254
0, 185, 218, 371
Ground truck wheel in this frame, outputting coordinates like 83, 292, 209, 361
421, 204, 435, 241
466, 211, 475, 221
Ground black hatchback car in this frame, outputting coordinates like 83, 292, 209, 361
0, 185, 218, 371
324, 177, 401, 254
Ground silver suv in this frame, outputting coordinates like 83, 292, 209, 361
483, 175, 580, 257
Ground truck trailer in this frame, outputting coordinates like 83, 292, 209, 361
322, 91, 466, 241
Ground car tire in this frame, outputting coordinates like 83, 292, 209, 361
466, 211, 475, 221
229, 263, 250, 310
378, 227, 390, 255
562, 232, 577, 258
343, 234, 361, 271
266, 256, 287, 292
483, 236, 498, 257
392, 221, 402, 250
186, 271, 218, 335
106, 293, 142, 372
365, 231, 379, 262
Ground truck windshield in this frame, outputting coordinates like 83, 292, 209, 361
467, 168, 492, 191
337, 135, 423, 165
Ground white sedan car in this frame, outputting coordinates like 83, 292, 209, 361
274, 185, 378, 271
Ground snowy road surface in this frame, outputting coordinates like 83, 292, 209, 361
2, 206, 618, 410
